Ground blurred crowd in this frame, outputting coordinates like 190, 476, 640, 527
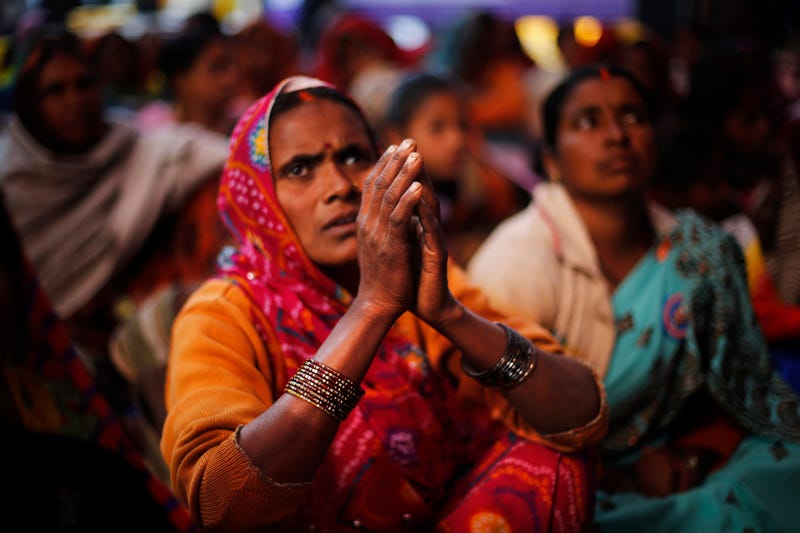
1, 0, 800, 528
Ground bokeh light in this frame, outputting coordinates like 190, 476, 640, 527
515, 15, 563, 73
574, 15, 603, 47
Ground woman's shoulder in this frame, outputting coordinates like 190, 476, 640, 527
179, 277, 257, 321
171, 277, 269, 361
470, 202, 555, 263
672, 209, 738, 248
669, 209, 745, 273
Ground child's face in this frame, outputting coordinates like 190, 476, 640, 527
404, 91, 468, 182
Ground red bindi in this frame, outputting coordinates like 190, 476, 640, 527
599, 67, 611, 81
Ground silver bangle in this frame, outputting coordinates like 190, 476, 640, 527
461, 323, 538, 389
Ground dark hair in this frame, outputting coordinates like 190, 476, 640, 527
269, 85, 379, 154
384, 72, 460, 130
439, 11, 532, 83
683, 37, 773, 126
541, 64, 652, 149
183, 10, 221, 34
651, 118, 723, 190
158, 24, 225, 82
12, 26, 93, 140
86, 31, 139, 87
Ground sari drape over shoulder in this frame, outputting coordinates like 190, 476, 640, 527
0, 117, 228, 317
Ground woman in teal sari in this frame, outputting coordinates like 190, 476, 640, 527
468, 65, 800, 531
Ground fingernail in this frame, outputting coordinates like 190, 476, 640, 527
408, 152, 419, 161
386, 144, 397, 153
400, 138, 413, 149
409, 181, 421, 192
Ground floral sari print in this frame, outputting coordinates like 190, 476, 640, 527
215, 76, 594, 531
596, 212, 800, 532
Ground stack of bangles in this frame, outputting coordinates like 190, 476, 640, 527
285, 359, 365, 422
461, 323, 539, 389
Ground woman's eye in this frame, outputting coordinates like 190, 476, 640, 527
342, 150, 373, 167
621, 109, 646, 125
286, 163, 310, 177
42, 82, 67, 98
429, 120, 445, 134
575, 115, 597, 130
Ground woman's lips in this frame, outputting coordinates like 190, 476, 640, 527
598, 154, 638, 173
323, 212, 358, 231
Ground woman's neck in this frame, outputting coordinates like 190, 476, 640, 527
570, 192, 655, 288
175, 103, 228, 135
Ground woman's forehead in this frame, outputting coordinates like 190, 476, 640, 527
562, 77, 643, 111
269, 99, 372, 154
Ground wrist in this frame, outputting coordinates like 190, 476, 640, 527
349, 294, 404, 329
461, 322, 538, 390
425, 296, 464, 334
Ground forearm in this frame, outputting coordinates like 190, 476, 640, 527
433, 302, 602, 435
240, 297, 396, 483
504, 350, 601, 434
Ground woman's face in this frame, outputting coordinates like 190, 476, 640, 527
37, 52, 105, 151
404, 90, 468, 182
544, 76, 656, 201
723, 85, 771, 162
270, 98, 377, 269
174, 38, 237, 118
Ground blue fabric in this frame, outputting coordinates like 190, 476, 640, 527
594, 212, 800, 532
769, 341, 800, 394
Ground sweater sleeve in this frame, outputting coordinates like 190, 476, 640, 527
160, 279, 312, 531
415, 262, 608, 453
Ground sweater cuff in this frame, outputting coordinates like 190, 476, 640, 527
199, 425, 313, 529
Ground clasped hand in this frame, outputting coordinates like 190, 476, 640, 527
356, 140, 457, 325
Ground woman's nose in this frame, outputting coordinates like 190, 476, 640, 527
606, 117, 630, 145
447, 126, 467, 151
323, 163, 360, 201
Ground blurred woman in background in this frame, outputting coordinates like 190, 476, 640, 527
469, 65, 800, 532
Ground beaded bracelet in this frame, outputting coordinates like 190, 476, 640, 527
284, 359, 365, 422
461, 323, 538, 389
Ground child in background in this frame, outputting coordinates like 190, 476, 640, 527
382, 72, 529, 265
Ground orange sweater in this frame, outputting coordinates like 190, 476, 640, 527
161, 265, 607, 530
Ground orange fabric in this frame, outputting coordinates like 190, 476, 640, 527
469, 60, 529, 130
161, 265, 607, 529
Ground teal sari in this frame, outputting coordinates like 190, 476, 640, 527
594, 212, 800, 532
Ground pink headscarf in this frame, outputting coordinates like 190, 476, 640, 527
217, 76, 352, 355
